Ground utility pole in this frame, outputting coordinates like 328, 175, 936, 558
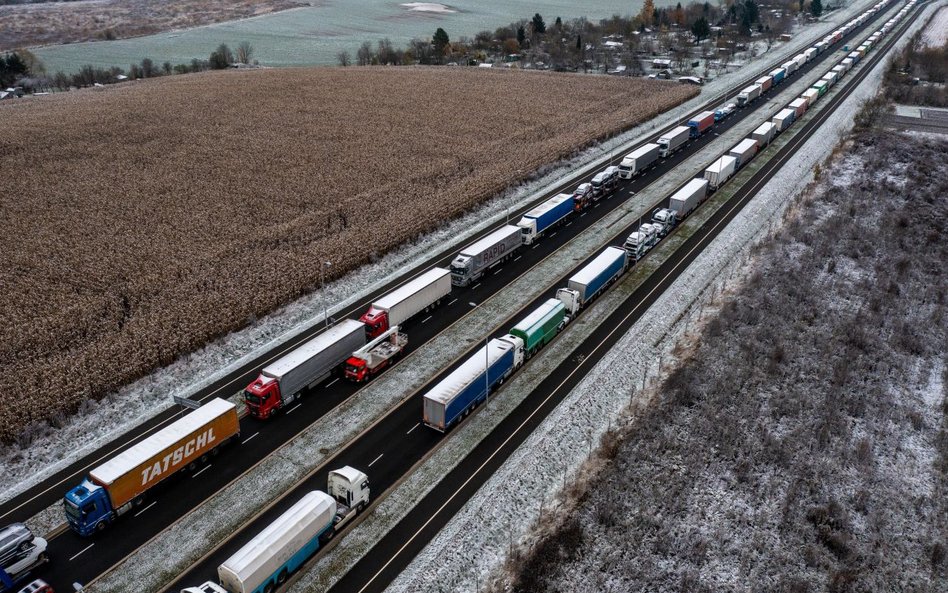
321, 261, 332, 328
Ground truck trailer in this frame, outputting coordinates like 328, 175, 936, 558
0, 524, 48, 593
736, 85, 761, 107
186, 468, 370, 593
687, 111, 715, 138
769, 67, 786, 85
772, 109, 795, 133
668, 178, 709, 219
64, 398, 240, 536
517, 193, 574, 245
360, 268, 452, 337
704, 155, 738, 190
343, 326, 407, 383
752, 121, 776, 148
555, 246, 628, 313
244, 320, 366, 419
728, 138, 759, 168
509, 298, 567, 358
789, 98, 808, 118
423, 335, 525, 431
618, 143, 660, 178
802, 88, 820, 106
657, 126, 691, 158
450, 225, 521, 286
755, 75, 773, 93
782, 60, 798, 75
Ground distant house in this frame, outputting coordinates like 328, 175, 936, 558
478, 62, 493, 68
678, 76, 703, 85
603, 40, 623, 50
607, 65, 628, 75
652, 58, 672, 69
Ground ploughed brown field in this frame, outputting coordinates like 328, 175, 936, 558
0, 66, 697, 442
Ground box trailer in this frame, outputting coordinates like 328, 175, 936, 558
752, 121, 776, 147
736, 84, 761, 107
793, 53, 807, 68
687, 111, 716, 138
812, 81, 829, 96
832, 64, 846, 77
517, 193, 574, 245
704, 155, 738, 190
804, 47, 818, 61
789, 98, 808, 118
755, 75, 773, 93
770, 109, 797, 133
360, 268, 452, 337
423, 335, 525, 431
782, 60, 798, 75
556, 247, 628, 312
618, 143, 660, 178
802, 88, 820, 105
668, 178, 709, 219
450, 225, 521, 286
841, 57, 854, 71
769, 68, 786, 85
509, 298, 567, 358
244, 319, 367, 419
657, 126, 691, 158
729, 139, 759, 168
64, 398, 240, 536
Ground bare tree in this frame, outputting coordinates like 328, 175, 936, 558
337, 51, 351, 67
356, 41, 374, 66
236, 41, 254, 65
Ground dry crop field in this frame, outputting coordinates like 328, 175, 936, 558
0, 67, 696, 443
0, 0, 301, 51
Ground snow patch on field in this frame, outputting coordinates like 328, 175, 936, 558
400, 2, 456, 14
920, 5, 948, 47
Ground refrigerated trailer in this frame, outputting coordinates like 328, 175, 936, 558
244, 319, 366, 419
509, 298, 567, 358
618, 143, 660, 178
64, 398, 240, 536
517, 193, 574, 245
360, 268, 452, 337
450, 225, 521, 286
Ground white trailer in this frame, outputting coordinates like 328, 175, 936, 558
793, 53, 807, 68
450, 225, 521, 286
558, 246, 628, 309
668, 178, 709, 219
657, 126, 691, 158
360, 268, 451, 336
704, 155, 737, 190
618, 143, 660, 178
804, 47, 818, 61
736, 85, 761, 107
782, 60, 798, 75
728, 138, 759, 168
752, 121, 776, 148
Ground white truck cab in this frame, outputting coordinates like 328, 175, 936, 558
327, 467, 370, 515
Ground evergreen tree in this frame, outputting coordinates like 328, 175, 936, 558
691, 17, 711, 43
517, 25, 526, 46
432, 27, 450, 61
811, 0, 823, 18
532, 13, 546, 35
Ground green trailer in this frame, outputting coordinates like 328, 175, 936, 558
812, 81, 828, 97
509, 298, 566, 356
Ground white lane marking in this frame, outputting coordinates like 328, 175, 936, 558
550, 232, 558, 237
192, 465, 212, 479
448, 298, 458, 306
494, 268, 504, 274
472, 283, 481, 290
531, 245, 539, 249
422, 316, 432, 324
628, 190, 636, 195
327, 378, 339, 387
70, 543, 94, 562
513, 256, 521, 262
241, 432, 259, 445
368, 453, 384, 467
286, 403, 302, 414
134, 501, 157, 517
407, 423, 420, 435
565, 222, 573, 227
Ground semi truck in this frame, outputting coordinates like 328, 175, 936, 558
782, 60, 798, 75
752, 121, 776, 148
0, 524, 48, 593
736, 85, 761, 107
804, 47, 818, 61
517, 193, 574, 245
244, 320, 366, 419
668, 178, 709, 219
802, 88, 820, 106
651, 208, 678, 237
343, 326, 407, 383
183, 468, 369, 593
509, 298, 567, 359
422, 335, 525, 431
360, 268, 452, 337
657, 126, 690, 158
728, 139, 759, 169
64, 398, 240, 536
793, 53, 807, 69
704, 155, 737, 190
555, 246, 628, 313
755, 75, 773, 93
618, 143, 660, 178
623, 224, 659, 262
450, 225, 521, 287
687, 111, 715, 138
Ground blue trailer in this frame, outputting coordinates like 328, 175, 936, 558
517, 193, 574, 245
423, 335, 525, 431
769, 67, 786, 85
555, 246, 628, 313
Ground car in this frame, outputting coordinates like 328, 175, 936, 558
603, 165, 621, 181
0, 524, 34, 570
16, 580, 53, 593
572, 182, 593, 200
724, 103, 737, 115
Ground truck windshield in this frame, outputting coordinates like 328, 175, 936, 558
345, 362, 363, 374
450, 265, 466, 276
244, 391, 262, 405
64, 500, 80, 520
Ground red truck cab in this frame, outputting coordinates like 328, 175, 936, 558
243, 374, 281, 419
358, 307, 389, 338
344, 357, 372, 382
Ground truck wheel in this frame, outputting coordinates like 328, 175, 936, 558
188, 461, 198, 471
263, 582, 274, 593
357, 502, 366, 513
277, 569, 288, 584
96, 520, 107, 533
133, 496, 144, 508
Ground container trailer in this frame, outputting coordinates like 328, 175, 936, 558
509, 298, 567, 358
667, 178, 709, 219
517, 193, 574, 245
423, 335, 525, 431
0, 524, 48, 593
770, 109, 797, 133
736, 85, 761, 107
343, 326, 407, 383
752, 121, 776, 147
755, 76, 773, 93
657, 126, 691, 158
618, 143, 660, 178
704, 155, 738, 190
64, 398, 240, 535
687, 111, 715, 138
555, 246, 628, 313
789, 98, 808, 118
728, 139, 759, 169
244, 320, 367, 419
360, 268, 451, 337
450, 225, 521, 286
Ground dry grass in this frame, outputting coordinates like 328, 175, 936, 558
0, 66, 697, 443
0, 0, 302, 52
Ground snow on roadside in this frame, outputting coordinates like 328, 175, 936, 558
383, 2, 945, 591
920, 5, 948, 46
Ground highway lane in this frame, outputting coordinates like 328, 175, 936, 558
160, 2, 920, 590
0, 0, 857, 526
18, 5, 899, 590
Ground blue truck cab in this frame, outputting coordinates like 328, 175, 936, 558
64, 479, 114, 536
